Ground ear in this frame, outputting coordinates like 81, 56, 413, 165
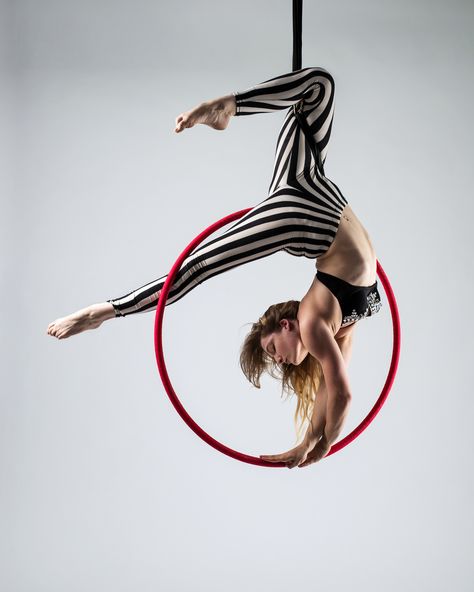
279, 318, 291, 330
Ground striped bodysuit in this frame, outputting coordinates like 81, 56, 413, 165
107, 67, 381, 327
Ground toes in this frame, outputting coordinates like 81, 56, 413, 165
175, 112, 198, 133
176, 122, 189, 133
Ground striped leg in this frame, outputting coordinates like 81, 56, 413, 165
107, 188, 338, 317
108, 68, 342, 318
234, 67, 336, 183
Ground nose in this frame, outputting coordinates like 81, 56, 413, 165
275, 353, 284, 364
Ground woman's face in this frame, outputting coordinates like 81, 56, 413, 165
260, 319, 308, 366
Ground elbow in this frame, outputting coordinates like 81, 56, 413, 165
328, 390, 351, 413
343, 391, 352, 406
331, 379, 351, 402
336, 390, 352, 406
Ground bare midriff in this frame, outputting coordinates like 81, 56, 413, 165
316, 204, 377, 287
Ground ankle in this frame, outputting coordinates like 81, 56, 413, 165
90, 302, 117, 322
222, 94, 236, 116
209, 95, 236, 117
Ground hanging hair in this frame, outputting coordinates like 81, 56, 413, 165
239, 300, 324, 443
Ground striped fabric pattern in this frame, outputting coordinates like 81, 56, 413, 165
108, 67, 348, 317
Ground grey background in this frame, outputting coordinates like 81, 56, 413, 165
1, 0, 473, 590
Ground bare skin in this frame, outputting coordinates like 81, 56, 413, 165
46, 92, 376, 342
313, 205, 377, 341
47, 303, 116, 339
46, 96, 237, 341
174, 94, 236, 133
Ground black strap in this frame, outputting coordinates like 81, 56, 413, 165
291, 0, 325, 175
292, 0, 303, 71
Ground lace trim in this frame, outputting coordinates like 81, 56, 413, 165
341, 291, 382, 327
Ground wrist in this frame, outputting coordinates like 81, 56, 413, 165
303, 429, 322, 449
319, 434, 331, 450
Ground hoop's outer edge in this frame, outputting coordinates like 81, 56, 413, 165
325, 260, 401, 456
154, 209, 401, 468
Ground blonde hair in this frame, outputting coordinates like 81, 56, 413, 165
239, 300, 324, 443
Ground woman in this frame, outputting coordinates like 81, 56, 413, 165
47, 67, 382, 469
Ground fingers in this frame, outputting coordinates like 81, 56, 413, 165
298, 454, 323, 468
259, 452, 321, 469
260, 454, 295, 467
259, 454, 284, 463
260, 454, 302, 469
298, 453, 318, 468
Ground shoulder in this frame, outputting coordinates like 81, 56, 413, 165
299, 317, 351, 396
298, 275, 343, 335
298, 279, 357, 365
299, 316, 340, 364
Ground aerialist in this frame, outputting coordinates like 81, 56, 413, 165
47, 67, 382, 468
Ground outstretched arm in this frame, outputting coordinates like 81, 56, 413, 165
297, 331, 354, 467
261, 329, 354, 469
302, 380, 328, 448
301, 321, 352, 443
301, 331, 354, 445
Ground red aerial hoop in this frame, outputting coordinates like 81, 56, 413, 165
154, 1, 401, 467
154, 208, 401, 467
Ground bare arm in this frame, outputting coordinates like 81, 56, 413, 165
302, 380, 328, 448
301, 323, 354, 447
302, 330, 354, 447
260, 326, 354, 469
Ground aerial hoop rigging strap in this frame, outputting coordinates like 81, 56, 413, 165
291, 0, 325, 175
292, 0, 303, 71
154, 3, 401, 467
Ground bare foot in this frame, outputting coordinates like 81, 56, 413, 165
175, 95, 236, 133
47, 303, 116, 340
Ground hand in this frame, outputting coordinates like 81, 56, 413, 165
260, 442, 311, 469
298, 437, 332, 468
